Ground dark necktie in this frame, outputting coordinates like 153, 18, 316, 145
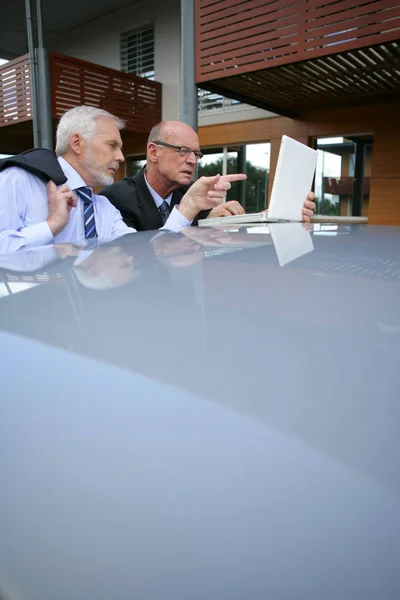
159, 200, 170, 225
77, 186, 98, 239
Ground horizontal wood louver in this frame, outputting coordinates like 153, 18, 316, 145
0, 55, 32, 126
50, 53, 161, 133
0, 52, 161, 133
195, 0, 400, 115
196, 0, 400, 79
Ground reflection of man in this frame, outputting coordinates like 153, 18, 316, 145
151, 233, 204, 268
101, 120, 316, 230
0, 107, 240, 254
0, 237, 152, 293
73, 246, 136, 290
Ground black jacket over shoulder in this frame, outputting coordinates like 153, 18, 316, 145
0, 148, 67, 185
100, 168, 210, 231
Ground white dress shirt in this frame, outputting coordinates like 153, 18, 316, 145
0, 157, 192, 254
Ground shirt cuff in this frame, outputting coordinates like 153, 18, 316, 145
20, 221, 54, 247
162, 205, 193, 233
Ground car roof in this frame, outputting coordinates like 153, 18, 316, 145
1, 223, 400, 599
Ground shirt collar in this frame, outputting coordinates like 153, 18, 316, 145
58, 156, 90, 191
144, 170, 172, 209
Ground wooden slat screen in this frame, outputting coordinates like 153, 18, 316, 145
196, 0, 400, 82
202, 40, 400, 115
0, 55, 32, 126
49, 52, 161, 133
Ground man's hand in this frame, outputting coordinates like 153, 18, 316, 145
178, 174, 247, 222
207, 200, 245, 219
54, 243, 83, 259
302, 192, 316, 223
46, 181, 76, 236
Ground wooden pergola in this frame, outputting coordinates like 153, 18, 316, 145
195, 0, 400, 116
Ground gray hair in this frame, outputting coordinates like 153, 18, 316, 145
55, 105, 125, 156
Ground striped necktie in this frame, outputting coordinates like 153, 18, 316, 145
77, 186, 98, 239
159, 200, 170, 225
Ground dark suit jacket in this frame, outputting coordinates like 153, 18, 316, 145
100, 168, 210, 231
0, 148, 67, 185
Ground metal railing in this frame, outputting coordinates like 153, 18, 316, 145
198, 88, 242, 113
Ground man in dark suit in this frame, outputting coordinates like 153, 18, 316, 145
100, 120, 246, 230
100, 121, 316, 231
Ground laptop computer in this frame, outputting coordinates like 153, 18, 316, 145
198, 135, 318, 227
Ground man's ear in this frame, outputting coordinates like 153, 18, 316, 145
69, 133, 83, 155
147, 142, 158, 163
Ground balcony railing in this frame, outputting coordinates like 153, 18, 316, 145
0, 52, 161, 132
195, 0, 400, 82
0, 54, 32, 126
198, 87, 242, 113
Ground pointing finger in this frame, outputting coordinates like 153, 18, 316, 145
198, 174, 221, 185
220, 173, 247, 182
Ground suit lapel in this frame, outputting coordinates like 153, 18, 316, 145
170, 191, 181, 211
135, 169, 164, 230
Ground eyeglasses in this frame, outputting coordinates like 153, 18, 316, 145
153, 140, 203, 160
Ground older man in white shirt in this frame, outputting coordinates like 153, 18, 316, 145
0, 105, 241, 254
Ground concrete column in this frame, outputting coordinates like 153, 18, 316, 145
180, 0, 198, 132
25, 0, 53, 149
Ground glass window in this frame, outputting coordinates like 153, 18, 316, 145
127, 156, 146, 177
197, 148, 240, 201
120, 24, 155, 80
244, 143, 270, 212
198, 143, 270, 211
314, 135, 373, 217
197, 150, 224, 178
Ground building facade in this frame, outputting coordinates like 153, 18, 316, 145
1, 0, 400, 223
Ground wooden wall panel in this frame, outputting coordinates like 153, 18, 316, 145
122, 131, 148, 157
270, 117, 308, 140
306, 105, 378, 138
365, 148, 373, 178
199, 118, 272, 147
340, 151, 352, 177
371, 133, 400, 178
362, 197, 369, 217
340, 198, 350, 216
368, 178, 400, 225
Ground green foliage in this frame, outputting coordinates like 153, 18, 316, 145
198, 157, 269, 212
314, 196, 340, 216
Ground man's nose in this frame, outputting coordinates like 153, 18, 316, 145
116, 149, 125, 163
186, 151, 197, 165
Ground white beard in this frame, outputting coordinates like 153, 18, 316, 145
82, 147, 116, 187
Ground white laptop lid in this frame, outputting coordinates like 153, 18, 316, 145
198, 135, 317, 227
268, 135, 318, 221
